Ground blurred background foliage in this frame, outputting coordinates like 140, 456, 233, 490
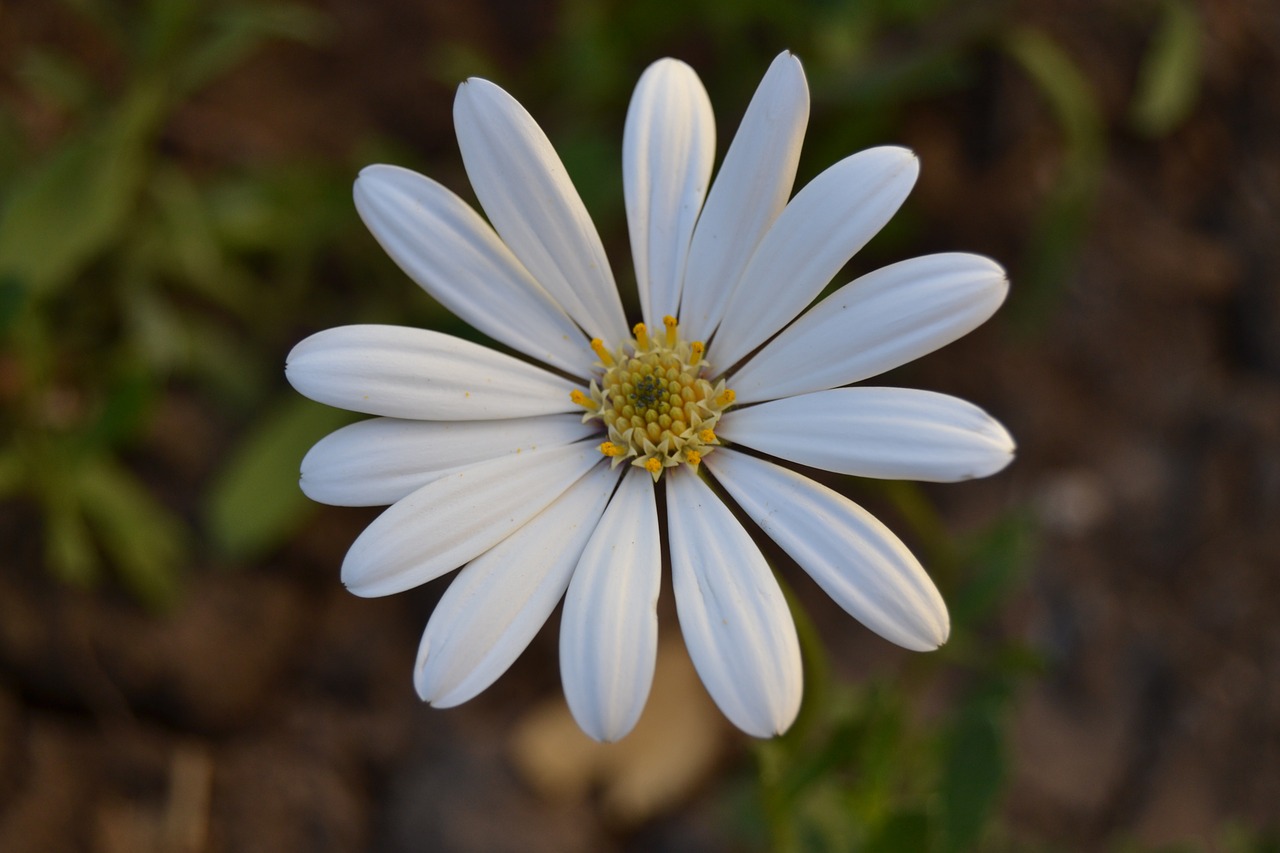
4, 0, 1186, 599
2, 0, 1274, 851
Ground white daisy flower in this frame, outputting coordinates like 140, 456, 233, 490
286, 52, 1014, 742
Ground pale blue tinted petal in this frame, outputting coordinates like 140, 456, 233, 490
341, 443, 602, 597
286, 325, 577, 420
454, 78, 628, 342
718, 387, 1015, 482
354, 164, 592, 376
300, 413, 596, 507
705, 449, 948, 650
711, 147, 919, 371
665, 467, 802, 737
679, 52, 808, 345
624, 59, 715, 328
561, 468, 662, 742
415, 462, 622, 707
730, 253, 1008, 403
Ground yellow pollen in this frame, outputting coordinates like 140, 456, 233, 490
577, 317, 734, 481
589, 338, 614, 366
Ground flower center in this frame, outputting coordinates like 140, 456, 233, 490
571, 316, 734, 481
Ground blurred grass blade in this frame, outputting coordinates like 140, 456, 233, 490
1005, 27, 1104, 154
78, 458, 186, 608
1003, 27, 1106, 328
951, 512, 1035, 630
45, 497, 101, 586
1129, 0, 1202, 136
0, 82, 165, 296
177, 3, 327, 96
938, 704, 1005, 853
205, 395, 353, 558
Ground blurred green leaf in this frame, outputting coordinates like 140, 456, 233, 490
0, 451, 22, 497
852, 687, 909, 824
1129, 0, 1201, 136
78, 458, 186, 608
430, 42, 504, 87
56, 0, 128, 49
80, 368, 156, 451
1222, 823, 1280, 853
0, 82, 165, 296
134, 0, 203, 73
937, 704, 1005, 853
0, 276, 29, 339
17, 49, 97, 114
205, 395, 353, 558
865, 809, 931, 853
0, 110, 22, 188
122, 287, 263, 400
147, 165, 255, 312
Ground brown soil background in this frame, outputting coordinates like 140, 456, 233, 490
1, 0, 1278, 851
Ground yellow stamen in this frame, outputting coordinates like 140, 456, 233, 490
578, 317, 733, 481
590, 338, 614, 367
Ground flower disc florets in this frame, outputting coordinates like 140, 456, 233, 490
572, 316, 734, 481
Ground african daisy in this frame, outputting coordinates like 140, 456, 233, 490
286, 52, 1014, 741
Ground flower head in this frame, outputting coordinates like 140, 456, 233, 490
286, 52, 1014, 742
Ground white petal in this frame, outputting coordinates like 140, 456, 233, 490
454, 78, 628, 342
730, 253, 1009, 403
415, 462, 622, 707
718, 387, 1015, 482
665, 466, 801, 737
711, 147, 920, 370
704, 449, 948, 650
286, 325, 577, 420
623, 59, 715, 327
341, 442, 602, 597
560, 468, 662, 742
679, 52, 808, 345
354, 165, 592, 376
300, 413, 597, 507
